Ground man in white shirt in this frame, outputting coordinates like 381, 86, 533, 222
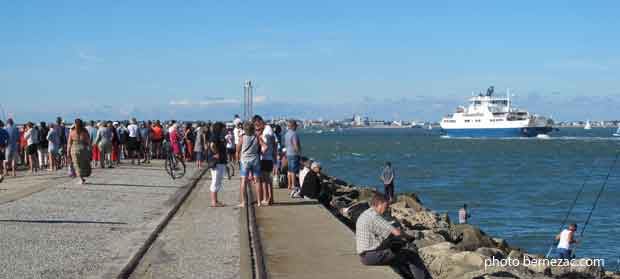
127, 118, 141, 165
253, 115, 277, 205
555, 223, 578, 259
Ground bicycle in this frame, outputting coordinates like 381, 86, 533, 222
163, 139, 186, 180
52, 147, 66, 170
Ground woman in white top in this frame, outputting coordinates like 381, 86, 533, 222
24, 122, 40, 174
127, 118, 141, 165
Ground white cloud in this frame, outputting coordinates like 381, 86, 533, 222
77, 50, 104, 63
254, 95, 267, 103
198, 99, 238, 106
169, 99, 191, 106
169, 96, 267, 107
544, 59, 611, 72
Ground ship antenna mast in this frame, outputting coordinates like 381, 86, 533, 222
507, 88, 511, 112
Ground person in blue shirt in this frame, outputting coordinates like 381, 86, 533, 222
3, 118, 19, 178
0, 120, 9, 182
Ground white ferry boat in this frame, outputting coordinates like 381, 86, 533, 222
440, 86, 553, 137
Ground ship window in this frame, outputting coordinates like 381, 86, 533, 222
465, 120, 470, 123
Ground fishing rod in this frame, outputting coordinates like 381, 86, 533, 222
570, 151, 620, 259
579, 151, 619, 237
545, 159, 598, 258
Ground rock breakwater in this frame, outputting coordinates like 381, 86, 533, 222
320, 176, 617, 279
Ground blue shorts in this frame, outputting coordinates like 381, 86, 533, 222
194, 151, 205, 161
240, 160, 261, 177
557, 248, 571, 259
287, 155, 300, 173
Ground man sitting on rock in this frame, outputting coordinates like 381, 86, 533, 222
356, 193, 429, 279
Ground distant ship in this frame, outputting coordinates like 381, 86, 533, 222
440, 86, 554, 137
613, 127, 620, 137
584, 120, 592, 130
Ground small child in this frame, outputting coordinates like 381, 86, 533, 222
291, 157, 311, 198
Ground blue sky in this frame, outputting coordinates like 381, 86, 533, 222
1, 1, 619, 122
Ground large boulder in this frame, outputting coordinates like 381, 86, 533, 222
450, 224, 498, 251
413, 230, 448, 248
356, 187, 379, 202
604, 271, 620, 279
476, 247, 506, 260
391, 204, 450, 231
492, 238, 512, 255
507, 249, 524, 260
463, 265, 553, 279
396, 193, 425, 212
546, 258, 604, 278
419, 244, 491, 279
418, 242, 458, 265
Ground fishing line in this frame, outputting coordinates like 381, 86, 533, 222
569, 150, 619, 259
545, 158, 597, 258
579, 151, 619, 237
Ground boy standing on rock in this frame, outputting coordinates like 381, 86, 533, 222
356, 194, 429, 279
459, 204, 471, 224
380, 162, 395, 203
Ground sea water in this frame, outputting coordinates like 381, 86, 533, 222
302, 127, 620, 266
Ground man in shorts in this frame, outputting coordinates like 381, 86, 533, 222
253, 115, 277, 205
284, 120, 301, 192
3, 118, 19, 177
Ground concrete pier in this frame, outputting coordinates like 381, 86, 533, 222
129, 171, 241, 279
0, 163, 397, 278
0, 162, 204, 278
255, 189, 397, 279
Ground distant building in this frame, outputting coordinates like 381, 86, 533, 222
353, 115, 369, 126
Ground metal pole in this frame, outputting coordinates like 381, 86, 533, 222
249, 81, 253, 119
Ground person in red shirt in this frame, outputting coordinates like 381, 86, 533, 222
151, 121, 163, 159
19, 127, 27, 166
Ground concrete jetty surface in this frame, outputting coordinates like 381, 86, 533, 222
0, 162, 205, 279
0, 163, 401, 279
129, 171, 241, 279
255, 188, 397, 279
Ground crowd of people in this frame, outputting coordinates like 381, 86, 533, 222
0, 114, 322, 208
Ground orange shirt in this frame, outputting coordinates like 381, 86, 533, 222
152, 125, 163, 140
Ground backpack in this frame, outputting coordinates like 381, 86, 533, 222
39, 127, 49, 144
119, 129, 128, 143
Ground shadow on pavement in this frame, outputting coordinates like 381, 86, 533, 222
96, 183, 182, 189
269, 200, 320, 206
0, 219, 128, 225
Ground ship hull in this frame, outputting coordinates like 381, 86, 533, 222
442, 126, 552, 138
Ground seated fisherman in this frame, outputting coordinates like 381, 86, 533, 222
356, 193, 429, 279
300, 161, 323, 200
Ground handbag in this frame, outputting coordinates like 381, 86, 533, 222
206, 142, 217, 169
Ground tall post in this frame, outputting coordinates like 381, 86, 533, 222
243, 80, 253, 120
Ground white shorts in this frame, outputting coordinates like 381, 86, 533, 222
210, 164, 225, 192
